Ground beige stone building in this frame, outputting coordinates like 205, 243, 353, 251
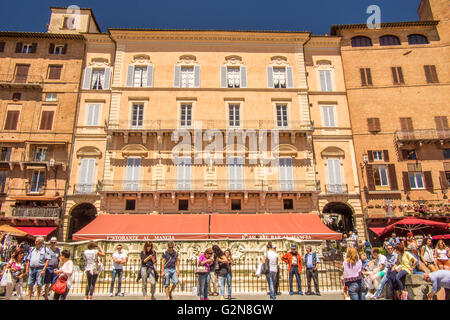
331, 0, 450, 240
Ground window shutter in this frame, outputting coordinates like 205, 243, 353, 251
49, 43, 55, 54
440, 171, 448, 190
388, 164, 398, 190
40, 111, 54, 130
103, 68, 111, 90
83, 67, 92, 90
424, 65, 432, 83
15, 42, 22, 53
374, 118, 381, 131
31, 43, 37, 53
366, 164, 375, 191
62, 44, 67, 54
383, 150, 390, 162
286, 66, 294, 88
360, 68, 367, 86
93, 105, 100, 126
319, 70, 326, 90
402, 172, 411, 193
220, 66, 227, 88
367, 118, 374, 131
398, 67, 404, 83
367, 150, 374, 162
366, 68, 373, 85
400, 117, 413, 131
126, 65, 134, 87
194, 66, 200, 88
174, 65, 181, 87
240, 66, 247, 88
0, 42, 5, 52
86, 105, 94, 126
38, 171, 45, 191
4, 110, 19, 130
430, 65, 438, 82
424, 171, 433, 193
146, 65, 154, 87
267, 66, 274, 88
400, 150, 408, 161
435, 116, 448, 130
391, 67, 399, 84
48, 65, 62, 80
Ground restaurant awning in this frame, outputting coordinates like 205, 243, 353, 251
0, 224, 32, 238
72, 214, 210, 241
210, 213, 342, 240
369, 227, 386, 236
16, 227, 56, 237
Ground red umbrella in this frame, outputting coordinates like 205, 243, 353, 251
432, 234, 450, 240
378, 217, 449, 237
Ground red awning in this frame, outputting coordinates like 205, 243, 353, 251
369, 227, 385, 236
433, 234, 450, 240
16, 227, 56, 237
72, 214, 210, 241
210, 213, 342, 240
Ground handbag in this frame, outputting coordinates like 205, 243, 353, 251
0, 270, 13, 287
195, 260, 209, 274
92, 253, 104, 275
256, 263, 263, 277
260, 254, 270, 275
51, 276, 67, 295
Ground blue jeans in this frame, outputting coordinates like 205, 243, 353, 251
198, 273, 210, 300
346, 279, 366, 300
219, 273, 232, 296
375, 272, 389, 298
44, 266, 59, 285
289, 265, 301, 292
164, 268, 179, 287
110, 269, 123, 294
266, 271, 277, 300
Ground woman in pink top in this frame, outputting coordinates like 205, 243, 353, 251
343, 247, 366, 300
197, 248, 214, 300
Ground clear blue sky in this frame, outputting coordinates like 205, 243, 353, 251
0, 0, 421, 35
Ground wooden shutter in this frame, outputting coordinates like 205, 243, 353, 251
368, 118, 380, 132
220, 66, 227, 88
424, 171, 433, 192
400, 150, 408, 161
400, 117, 413, 131
435, 116, 448, 130
0, 42, 5, 52
391, 67, 399, 84
388, 164, 398, 190
103, 68, 111, 90
440, 171, 448, 190
4, 110, 19, 130
374, 118, 381, 131
366, 68, 373, 85
83, 67, 92, 90
126, 65, 134, 87
383, 150, 390, 162
62, 44, 67, 54
146, 65, 154, 87
15, 64, 30, 83
39, 111, 54, 130
360, 68, 367, 86
49, 43, 55, 54
430, 65, 438, 82
30, 43, 37, 53
240, 66, 247, 88
48, 65, 62, 79
366, 164, 375, 191
286, 66, 294, 88
174, 65, 181, 87
367, 150, 374, 162
398, 67, 404, 83
367, 118, 373, 131
267, 66, 274, 88
194, 66, 200, 88
15, 42, 22, 53
402, 172, 411, 193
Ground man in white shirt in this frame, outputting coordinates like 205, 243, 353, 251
110, 244, 127, 297
366, 248, 387, 299
263, 242, 278, 300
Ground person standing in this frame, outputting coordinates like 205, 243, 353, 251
209, 245, 220, 296
272, 244, 281, 296
342, 247, 366, 300
161, 241, 179, 300
262, 242, 278, 300
304, 245, 320, 296
53, 249, 73, 300
364, 239, 373, 260
83, 240, 105, 300
282, 244, 303, 296
43, 237, 60, 300
110, 244, 127, 297
423, 270, 450, 300
140, 241, 157, 300
223, 249, 234, 299
4, 248, 25, 300
25, 236, 51, 300
198, 248, 214, 300
213, 245, 231, 300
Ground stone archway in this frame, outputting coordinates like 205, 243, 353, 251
68, 203, 97, 241
322, 202, 355, 235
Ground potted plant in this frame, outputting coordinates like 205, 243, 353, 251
0, 211, 5, 217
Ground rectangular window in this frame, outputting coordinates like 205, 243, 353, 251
131, 104, 144, 128
228, 157, 244, 190
231, 199, 241, 211
229, 104, 240, 127
322, 106, 337, 127
14, 64, 30, 83
34, 148, 47, 162
279, 158, 294, 191
435, 116, 449, 130
391, 67, 405, 84
367, 118, 381, 132
125, 158, 141, 191
178, 199, 189, 211
327, 158, 343, 193
0, 147, 12, 162
319, 70, 333, 91
373, 151, 383, 161
424, 65, 439, 83
39, 110, 54, 130
409, 172, 424, 189
4, 110, 20, 130
30, 171, 45, 193
133, 66, 148, 87
400, 117, 414, 131
446, 171, 450, 186
273, 67, 286, 88
180, 67, 195, 88
91, 69, 105, 89
0, 42, 5, 53
86, 104, 101, 126
276, 105, 288, 128
78, 158, 95, 193
45, 93, 57, 102
125, 199, 136, 211
227, 67, 241, 88
283, 199, 294, 210
374, 166, 389, 187
22, 44, 32, 54
177, 157, 192, 190
180, 104, 192, 127
0, 171, 7, 193
53, 45, 65, 55
444, 149, 450, 159
48, 65, 62, 80
360, 68, 373, 86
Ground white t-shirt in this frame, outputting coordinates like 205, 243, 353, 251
113, 251, 127, 270
83, 249, 98, 272
60, 260, 73, 288
265, 250, 278, 273
374, 254, 387, 268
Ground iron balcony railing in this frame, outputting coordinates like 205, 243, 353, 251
21, 152, 68, 167
107, 120, 314, 132
0, 74, 43, 87
395, 129, 450, 142
325, 184, 349, 195
73, 184, 98, 195
11, 207, 60, 218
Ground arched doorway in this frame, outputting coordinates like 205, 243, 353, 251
322, 202, 355, 235
68, 203, 97, 241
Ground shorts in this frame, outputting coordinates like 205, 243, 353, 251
164, 268, 178, 287
44, 267, 59, 285
437, 259, 450, 268
27, 267, 44, 287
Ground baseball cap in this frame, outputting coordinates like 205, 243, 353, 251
291, 244, 297, 249
50, 237, 57, 242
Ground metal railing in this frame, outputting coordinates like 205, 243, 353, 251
100, 179, 320, 193
395, 129, 450, 141
0, 74, 43, 86
73, 184, 98, 195
325, 184, 349, 194
11, 207, 60, 218
63, 256, 344, 296
107, 120, 314, 132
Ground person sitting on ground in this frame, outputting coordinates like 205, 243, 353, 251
434, 240, 450, 270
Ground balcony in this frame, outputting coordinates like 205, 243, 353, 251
73, 184, 98, 195
21, 152, 68, 171
100, 179, 320, 193
11, 207, 60, 219
0, 74, 43, 89
395, 129, 450, 145
325, 184, 349, 195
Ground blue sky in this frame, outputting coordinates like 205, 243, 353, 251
0, 0, 421, 34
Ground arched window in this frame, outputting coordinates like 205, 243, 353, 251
351, 36, 372, 47
379, 35, 401, 46
408, 34, 429, 45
